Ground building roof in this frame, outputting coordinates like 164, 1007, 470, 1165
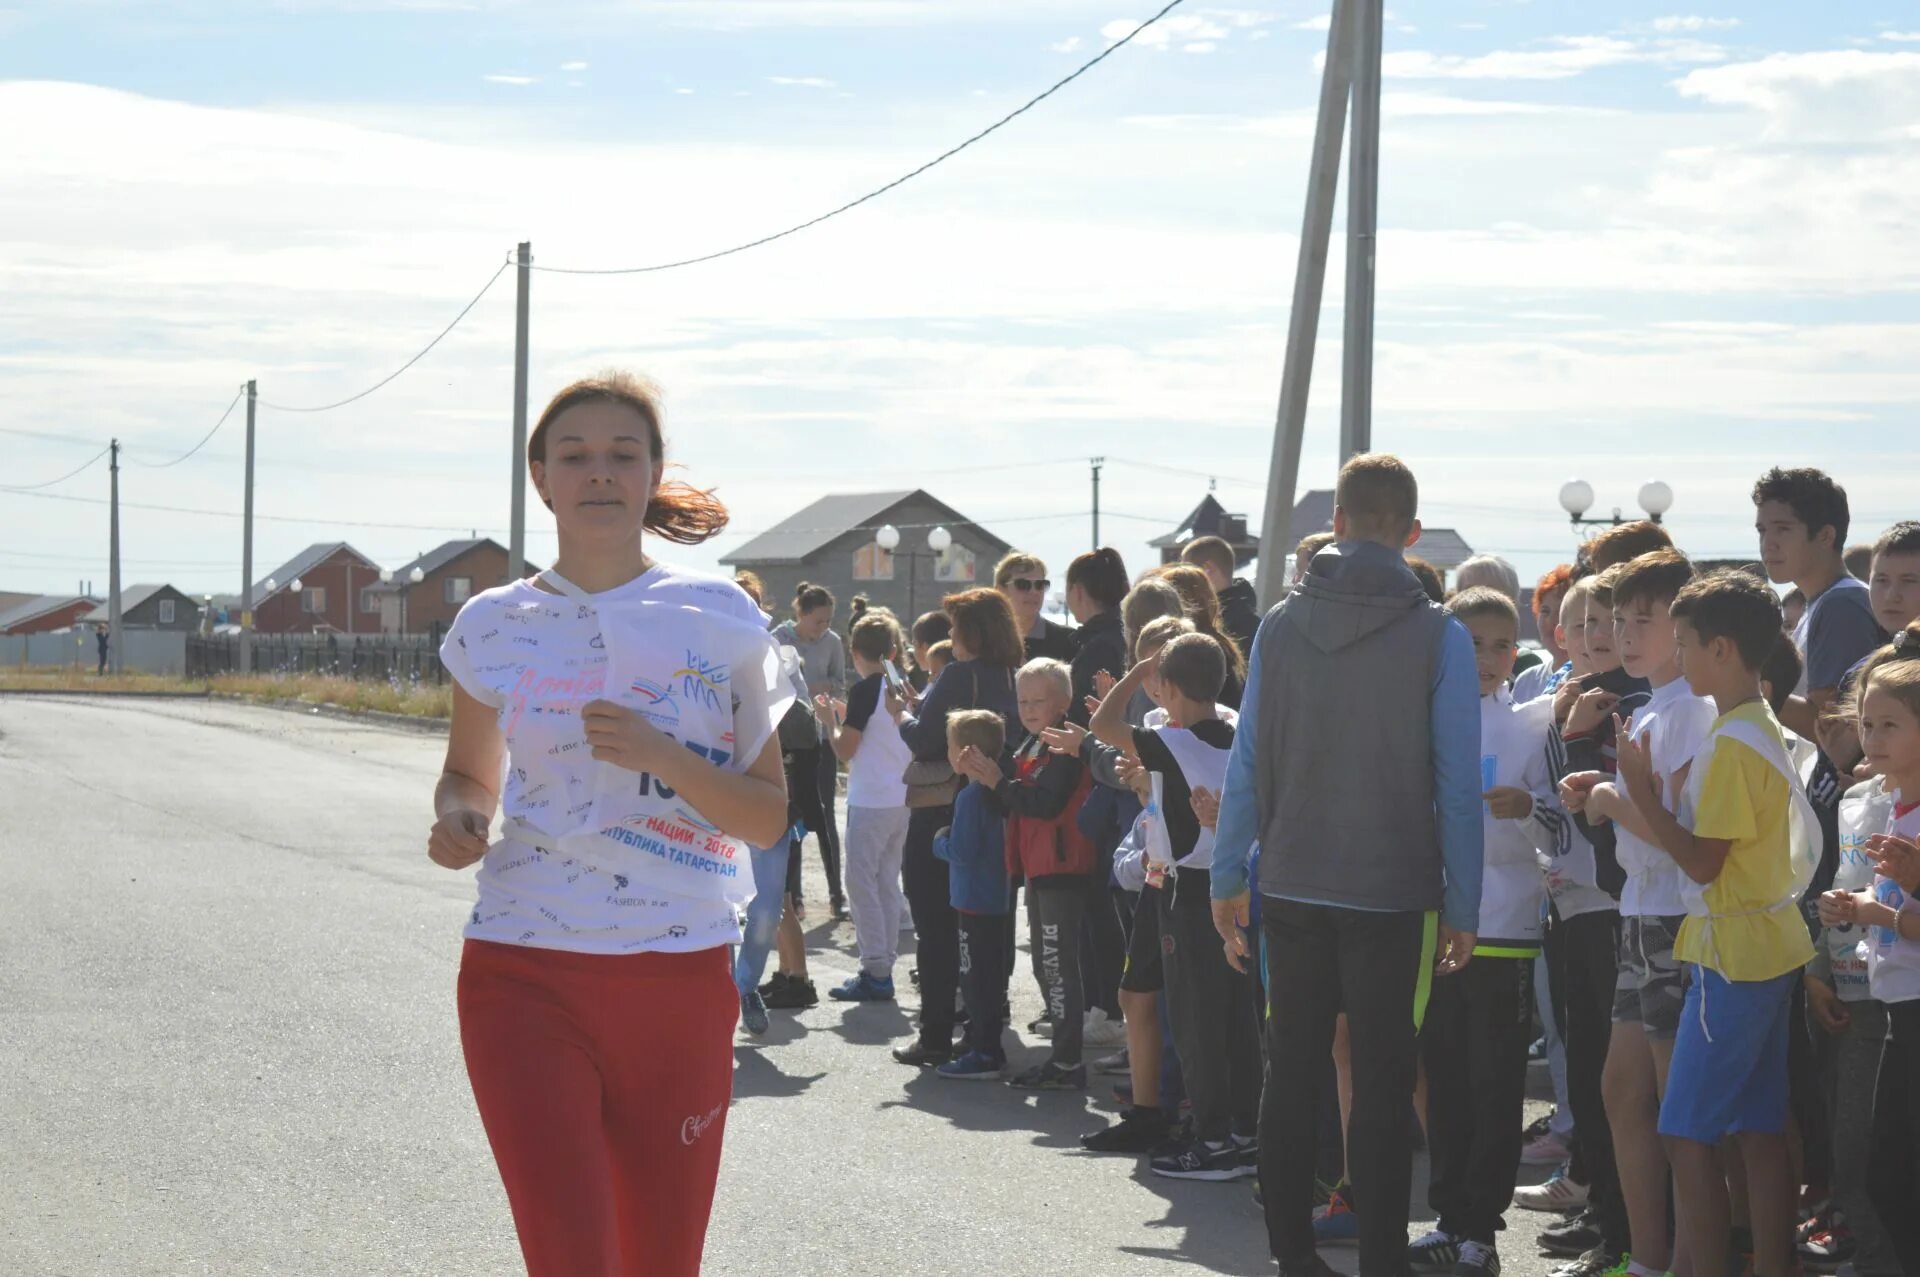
362, 538, 518, 594
249, 542, 378, 608
1287, 490, 1337, 549
719, 490, 1012, 566
0, 593, 98, 631
1147, 494, 1261, 551
82, 584, 190, 623
1411, 528, 1475, 572
0, 590, 36, 616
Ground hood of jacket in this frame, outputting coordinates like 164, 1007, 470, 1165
1283, 540, 1432, 655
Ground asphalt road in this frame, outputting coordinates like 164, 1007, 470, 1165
1, 696, 1574, 1276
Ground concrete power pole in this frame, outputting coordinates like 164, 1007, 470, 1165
108, 439, 122, 675
240, 379, 256, 675
509, 241, 531, 580
1254, 0, 1359, 607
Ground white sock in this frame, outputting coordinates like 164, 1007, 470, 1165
1626, 1263, 1662, 1277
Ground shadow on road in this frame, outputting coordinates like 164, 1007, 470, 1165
732, 1045, 826, 1101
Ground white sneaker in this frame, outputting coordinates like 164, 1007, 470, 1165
1082, 1008, 1127, 1048
1514, 1165, 1590, 1213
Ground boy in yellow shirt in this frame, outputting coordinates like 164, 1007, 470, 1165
1615, 569, 1816, 1277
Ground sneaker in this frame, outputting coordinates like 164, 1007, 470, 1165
1454, 1241, 1501, 1277
1538, 1210, 1602, 1257
828, 971, 896, 1002
757, 971, 789, 998
1311, 1187, 1359, 1244
890, 1041, 953, 1068
1522, 1130, 1574, 1166
1083, 1008, 1128, 1047
739, 989, 770, 1037
936, 1050, 1007, 1081
1408, 1230, 1465, 1273
1026, 1013, 1054, 1039
1522, 1110, 1555, 1140
1149, 1137, 1257, 1182
1800, 1224, 1855, 1266
1008, 1061, 1085, 1090
1548, 1249, 1628, 1277
1312, 1177, 1344, 1209
1094, 1047, 1130, 1074
831, 895, 850, 921
762, 974, 818, 1009
1080, 1107, 1169, 1154
1516, 1165, 1590, 1213
1797, 1207, 1834, 1246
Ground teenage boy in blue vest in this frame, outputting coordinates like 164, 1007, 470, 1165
1211, 452, 1485, 1276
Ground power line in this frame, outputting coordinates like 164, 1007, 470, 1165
125, 385, 247, 469
1, 442, 112, 492
529, 0, 1192, 276
257, 260, 511, 414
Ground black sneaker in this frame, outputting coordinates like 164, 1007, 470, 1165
1150, 1137, 1257, 1182
1548, 1247, 1625, 1277
1539, 1211, 1603, 1258
762, 975, 818, 1009
1080, 1108, 1169, 1154
891, 1041, 954, 1067
831, 895, 850, 921
757, 971, 789, 998
1453, 1240, 1500, 1277
1008, 1061, 1085, 1090
1408, 1231, 1464, 1273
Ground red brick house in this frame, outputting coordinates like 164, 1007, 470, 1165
0, 593, 100, 635
249, 543, 385, 635
364, 538, 532, 635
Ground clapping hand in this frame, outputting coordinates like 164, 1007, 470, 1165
1190, 785, 1220, 830
1040, 721, 1090, 757
1817, 888, 1861, 928
957, 745, 1003, 789
1868, 834, 1920, 894
1564, 687, 1620, 737
1611, 715, 1653, 802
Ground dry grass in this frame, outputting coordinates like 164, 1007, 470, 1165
0, 667, 452, 719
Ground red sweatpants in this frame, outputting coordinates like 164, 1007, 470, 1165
458, 939, 738, 1276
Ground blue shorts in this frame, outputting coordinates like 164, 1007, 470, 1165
1658, 966, 1794, 1144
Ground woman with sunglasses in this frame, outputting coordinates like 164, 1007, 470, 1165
994, 552, 1077, 664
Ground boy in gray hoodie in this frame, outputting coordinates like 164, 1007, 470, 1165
1210, 453, 1484, 1277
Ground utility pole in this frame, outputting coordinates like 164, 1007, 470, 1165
108, 439, 122, 675
509, 241, 532, 580
1254, 0, 1358, 607
1340, 0, 1384, 462
1090, 456, 1105, 549
240, 379, 257, 675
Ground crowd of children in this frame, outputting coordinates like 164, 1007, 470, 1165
736, 458, 1920, 1277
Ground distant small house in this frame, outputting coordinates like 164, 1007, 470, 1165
720, 490, 1014, 624
363, 538, 531, 635
83, 584, 202, 631
1150, 494, 1261, 567
0, 593, 100, 635
250, 543, 384, 635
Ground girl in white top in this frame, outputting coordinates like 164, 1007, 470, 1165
1817, 626, 1920, 1274
431, 371, 790, 1277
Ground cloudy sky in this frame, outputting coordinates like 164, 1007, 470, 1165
3, 1, 1918, 605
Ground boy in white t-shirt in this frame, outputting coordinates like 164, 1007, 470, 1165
819, 613, 914, 1002
1560, 549, 1716, 1277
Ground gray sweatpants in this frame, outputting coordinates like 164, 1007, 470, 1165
844, 805, 911, 978
1830, 997, 1899, 1277
1029, 881, 1088, 1069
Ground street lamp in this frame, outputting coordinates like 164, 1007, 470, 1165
1559, 478, 1672, 533
876, 523, 951, 622
399, 565, 424, 635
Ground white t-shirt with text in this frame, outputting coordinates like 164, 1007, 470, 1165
1615, 678, 1717, 919
439, 562, 783, 955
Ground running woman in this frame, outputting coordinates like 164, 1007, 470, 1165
430, 371, 793, 1277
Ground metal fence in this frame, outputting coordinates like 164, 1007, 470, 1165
187, 630, 446, 684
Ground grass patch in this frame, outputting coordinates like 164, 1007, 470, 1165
0, 667, 451, 719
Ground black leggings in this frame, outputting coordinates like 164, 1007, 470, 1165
1868, 1000, 1920, 1275
901, 804, 959, 1051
